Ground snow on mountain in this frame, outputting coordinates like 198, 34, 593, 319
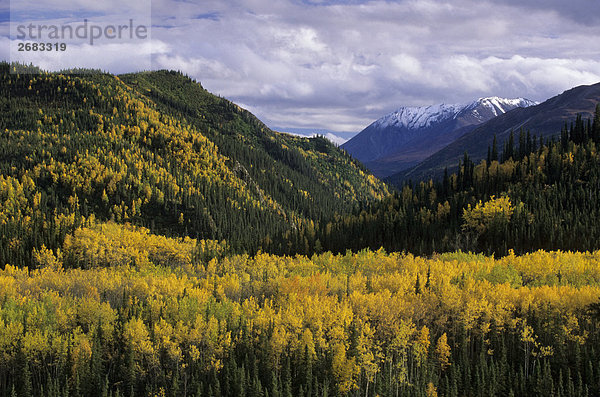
282, 130, 348, 146
342, 96, 538, 177
319, 133, 348, 146
466, 97, 538, 118
374, 97, 538, 131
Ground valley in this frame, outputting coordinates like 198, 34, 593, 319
1, 62, 600, 397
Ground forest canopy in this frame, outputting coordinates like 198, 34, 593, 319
1, 222, 600, 397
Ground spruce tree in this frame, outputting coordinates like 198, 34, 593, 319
491, 135, 499, 162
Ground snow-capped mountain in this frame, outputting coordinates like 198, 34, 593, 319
318, 133, 348, 146
373, 97, 537, 131
342, 97, 537, 177
390, 82, 600, 185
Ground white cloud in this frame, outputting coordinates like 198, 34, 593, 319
157, 0, 599, 132
391, 54, 422, 79
154, 53, 235, 80
3, 0, 599, 133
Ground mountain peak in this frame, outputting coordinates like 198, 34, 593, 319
374, 97, 537, 131
374, 102, 464, 130
471, 97, 538, 117
342, 95, 537, 177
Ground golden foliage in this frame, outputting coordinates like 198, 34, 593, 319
1, 225, 600, 392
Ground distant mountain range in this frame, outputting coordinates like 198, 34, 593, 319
342, 97, 537, 178
282, 130, 348, 146
388, 82, 600, 185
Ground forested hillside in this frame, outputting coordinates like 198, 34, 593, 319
281, 106, 600, 257
0, 62, 386, 267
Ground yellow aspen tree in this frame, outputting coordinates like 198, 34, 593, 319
435, 333, 451, 371
357, 322, 380, 396
426, 382, 438, 397
331, 343, 358, 394
413, 326, 430, 367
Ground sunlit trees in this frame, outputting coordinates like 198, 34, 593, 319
462, 195, 514, 235
0, 61, 388, 269
4, 61, 600, 396
2, 238, 600, 395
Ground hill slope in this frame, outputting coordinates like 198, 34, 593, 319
342, 97, 535, 177
0, 63, 387, 265
283, 107, 600, 256
390, 82, 600, 184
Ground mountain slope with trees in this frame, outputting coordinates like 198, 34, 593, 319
3, 63, 600, 397
0, 63, 387, 267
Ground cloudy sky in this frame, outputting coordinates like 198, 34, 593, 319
3, 0, 600, 137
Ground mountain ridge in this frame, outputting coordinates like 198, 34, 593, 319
373, 97, 537, 131
342, 96, 536, 177
388, 81, 600, 185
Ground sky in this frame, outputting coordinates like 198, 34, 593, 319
3, 0, 600, 138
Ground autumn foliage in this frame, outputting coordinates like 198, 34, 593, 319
1, 223, 600, 396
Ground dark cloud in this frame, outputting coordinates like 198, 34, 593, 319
494, 0, 600, 24
192, 12, 221, 21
